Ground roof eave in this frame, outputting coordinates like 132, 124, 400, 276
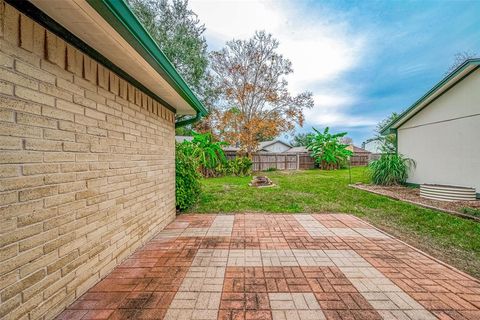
86, 0, 208, 118
380, 58, 480, 135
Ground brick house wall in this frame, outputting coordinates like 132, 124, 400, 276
0, 2, 176, 319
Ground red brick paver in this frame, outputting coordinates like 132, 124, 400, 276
57, 214, 480, 320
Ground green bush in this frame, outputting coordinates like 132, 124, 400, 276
369, 154, 415, 186
176, 142, 202, 211
215, 157, 252, 177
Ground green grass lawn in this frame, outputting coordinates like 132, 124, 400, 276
190, 167, 480, 278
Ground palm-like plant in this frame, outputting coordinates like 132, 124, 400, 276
191, 131, 228, 172
306, 127, 353, 170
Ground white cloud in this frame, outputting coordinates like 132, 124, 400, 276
189, 0, 372, 128
304, 108, 377, 128
303, 94, 377, 128
312, 93, 356, 109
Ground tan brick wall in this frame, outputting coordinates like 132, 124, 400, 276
0, 2, 176, 319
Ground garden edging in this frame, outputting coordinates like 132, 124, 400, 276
349, 184, 480, 222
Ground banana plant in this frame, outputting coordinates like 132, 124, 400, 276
306, 127, 353, 169
191, 131, 228, 171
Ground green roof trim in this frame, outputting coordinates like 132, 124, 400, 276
86, 0, 208, 119
381, 58, 480, 135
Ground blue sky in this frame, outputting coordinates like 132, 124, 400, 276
189, 0, 480, 144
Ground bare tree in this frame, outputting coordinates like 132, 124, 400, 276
445, 51, 477, 75
210, 31, 314, 155
339, 136, 353, 145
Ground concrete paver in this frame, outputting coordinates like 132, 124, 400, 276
57, 214, 480, 320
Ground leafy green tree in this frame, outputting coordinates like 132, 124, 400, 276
306, 127, 353, 170
375, 112, 399, 153
291, 133, 314, 147
127, 0, 209, 94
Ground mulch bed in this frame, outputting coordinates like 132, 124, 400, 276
351, 183, 480, 222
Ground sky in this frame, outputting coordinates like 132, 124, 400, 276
188, 0, 480, 145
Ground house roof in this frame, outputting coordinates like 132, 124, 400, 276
22, 0, 207, 119
381, 58, 480, 134
362, 138, 379, 145
346, 145, 371, 154
258, 140, 292, 150
285, 146, 309, 153
222, 140, 293, 152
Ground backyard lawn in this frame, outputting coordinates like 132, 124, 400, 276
190, 167, 480, 278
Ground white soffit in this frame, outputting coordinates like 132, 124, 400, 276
30, 0, 196, 115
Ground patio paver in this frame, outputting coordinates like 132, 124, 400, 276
57, 214, 480, 320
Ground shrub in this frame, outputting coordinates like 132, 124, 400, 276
369, 154, 415, 186
176, 142, 202, 211
228, 157, 253, 176
215, 157, 252, 177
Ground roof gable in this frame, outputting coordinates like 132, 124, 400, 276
259, 140, 292, 150
346, 145, 371, 154
381, 59, 480, 134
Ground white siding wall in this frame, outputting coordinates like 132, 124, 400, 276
397, 69, 480, 193
264, 142, 291, 153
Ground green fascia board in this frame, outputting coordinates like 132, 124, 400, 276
380, 58, 480, 135
87, 0, 208, 117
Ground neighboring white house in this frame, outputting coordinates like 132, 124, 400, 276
223, 139, 294, 153
258, 140, 293, 153
285, 146, 309, 153
382, 59, 480, 197
362, 138, 383, 153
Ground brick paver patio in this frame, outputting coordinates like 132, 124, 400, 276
57, 214, 480, 320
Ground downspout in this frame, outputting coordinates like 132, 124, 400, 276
175, 111, 205, 128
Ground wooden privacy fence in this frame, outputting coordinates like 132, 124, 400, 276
253, 153, 300, 171
350, 154, 369, 166
224, 151, 368, 171
251, 153, 368, 170
225, 151, 315, 171
298, 153, 316, 170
